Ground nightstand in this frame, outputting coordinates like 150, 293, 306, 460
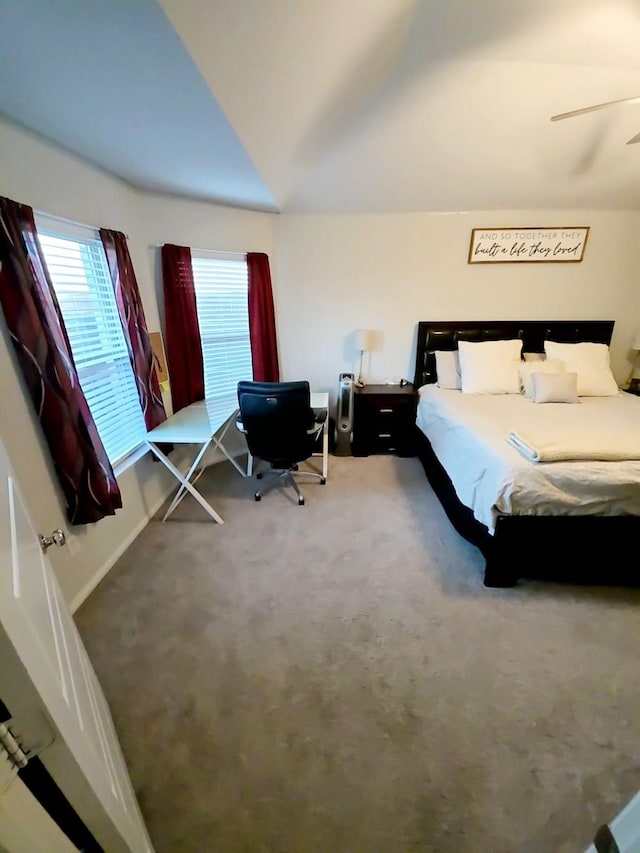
352, 384, 418, 457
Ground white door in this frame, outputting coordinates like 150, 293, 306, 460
585, 790, 640, 853
0, 761, 76, 853
0, 437, 153, 852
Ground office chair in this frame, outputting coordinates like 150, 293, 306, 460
236, 380, 326, 505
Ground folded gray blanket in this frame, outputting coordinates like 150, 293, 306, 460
506, 427, 640, 463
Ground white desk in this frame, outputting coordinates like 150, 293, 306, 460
312, 391, 330, 480
147, 391, 329, 523
146, 394, 244, 524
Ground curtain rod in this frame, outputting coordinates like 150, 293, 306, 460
150, 244, 246, 258
35, 209, 129, 239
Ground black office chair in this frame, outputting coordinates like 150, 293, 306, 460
236, 380, 326, 505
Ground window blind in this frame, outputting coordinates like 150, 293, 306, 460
191, 254, 253, 399
38, 232, 147, 465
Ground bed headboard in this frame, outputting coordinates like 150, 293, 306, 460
412, 320, 615, 388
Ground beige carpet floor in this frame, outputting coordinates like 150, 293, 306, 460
74, 454, 640, 853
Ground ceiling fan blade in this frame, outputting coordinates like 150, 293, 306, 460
551, 95, 640, 122
626, 131, 640, 145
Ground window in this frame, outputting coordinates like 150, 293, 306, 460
36, 219, 147, 465
191, 253, 253, 399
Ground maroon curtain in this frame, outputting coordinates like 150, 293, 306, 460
100, 229, 167, 431
247, 252, 280, 382
0, 197, 121, 524
161, 244, 204, 412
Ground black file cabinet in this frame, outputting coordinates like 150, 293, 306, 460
352, 384, 417, 457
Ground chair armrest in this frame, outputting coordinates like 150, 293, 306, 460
307, 408, 327, 436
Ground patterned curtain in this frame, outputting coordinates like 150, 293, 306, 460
100, 229, 166, 430
247, 252, 280, 382
161, 244, 205, 412
0, 197, 122, 524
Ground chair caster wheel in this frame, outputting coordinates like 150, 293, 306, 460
256, 473, 263, 479
298, 497, 305, 506
320, 478, 326, 485
254, 494, 261, 501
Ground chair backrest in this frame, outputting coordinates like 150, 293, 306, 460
237, 380, 317, 466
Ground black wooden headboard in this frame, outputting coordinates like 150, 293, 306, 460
412, 320, 615, 388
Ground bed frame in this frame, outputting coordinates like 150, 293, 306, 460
412, 320, 640, 588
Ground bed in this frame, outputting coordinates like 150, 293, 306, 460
412, 320, 640, 587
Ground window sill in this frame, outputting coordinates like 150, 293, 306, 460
113, 442, 149, 477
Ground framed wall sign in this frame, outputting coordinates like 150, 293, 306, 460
468, 227, 589, 264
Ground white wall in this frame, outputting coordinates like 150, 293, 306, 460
0, 119, 273, 606
136, 191, 273, 338
274, 212, 640, 401
135, 189, 275, 461
3, 118, 640, 606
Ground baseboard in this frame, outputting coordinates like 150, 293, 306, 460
70, 448, 247, 613
69, 489, 168, 614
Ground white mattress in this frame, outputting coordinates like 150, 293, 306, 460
415, 385, 640, 534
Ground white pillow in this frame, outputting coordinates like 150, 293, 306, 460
434, 350, 461, 390
543, 341, 618, 396
531, 372, 579, 404
519, 359, 565, 400
458, 339, 523, 394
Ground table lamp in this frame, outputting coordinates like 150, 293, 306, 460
355, 328, 375, 387
626, 330, 640, 388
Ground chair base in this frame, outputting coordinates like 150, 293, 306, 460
254, 467, 325, 505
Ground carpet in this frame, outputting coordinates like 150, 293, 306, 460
74, 454, 640, 852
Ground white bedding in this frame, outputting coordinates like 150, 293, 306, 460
415, 385, 640, 534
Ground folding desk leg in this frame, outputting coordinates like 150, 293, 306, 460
321, 419, 328, 480
161, 438, 214, 521
210, 414, 248, 477
147, 441, 224, 524
163, 464, 207, 518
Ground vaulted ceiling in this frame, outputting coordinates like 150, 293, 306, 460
2, 0, 640, 214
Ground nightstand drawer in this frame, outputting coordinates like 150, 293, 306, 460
362, 397, 414, 417
364, 430, 409, 454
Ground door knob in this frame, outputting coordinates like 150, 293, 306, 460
39, 529, 66, 553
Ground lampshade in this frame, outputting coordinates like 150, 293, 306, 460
354, 328, 375, 352
631, 330, 640, 351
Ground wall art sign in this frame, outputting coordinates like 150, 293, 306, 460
468, 227, 589, 264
